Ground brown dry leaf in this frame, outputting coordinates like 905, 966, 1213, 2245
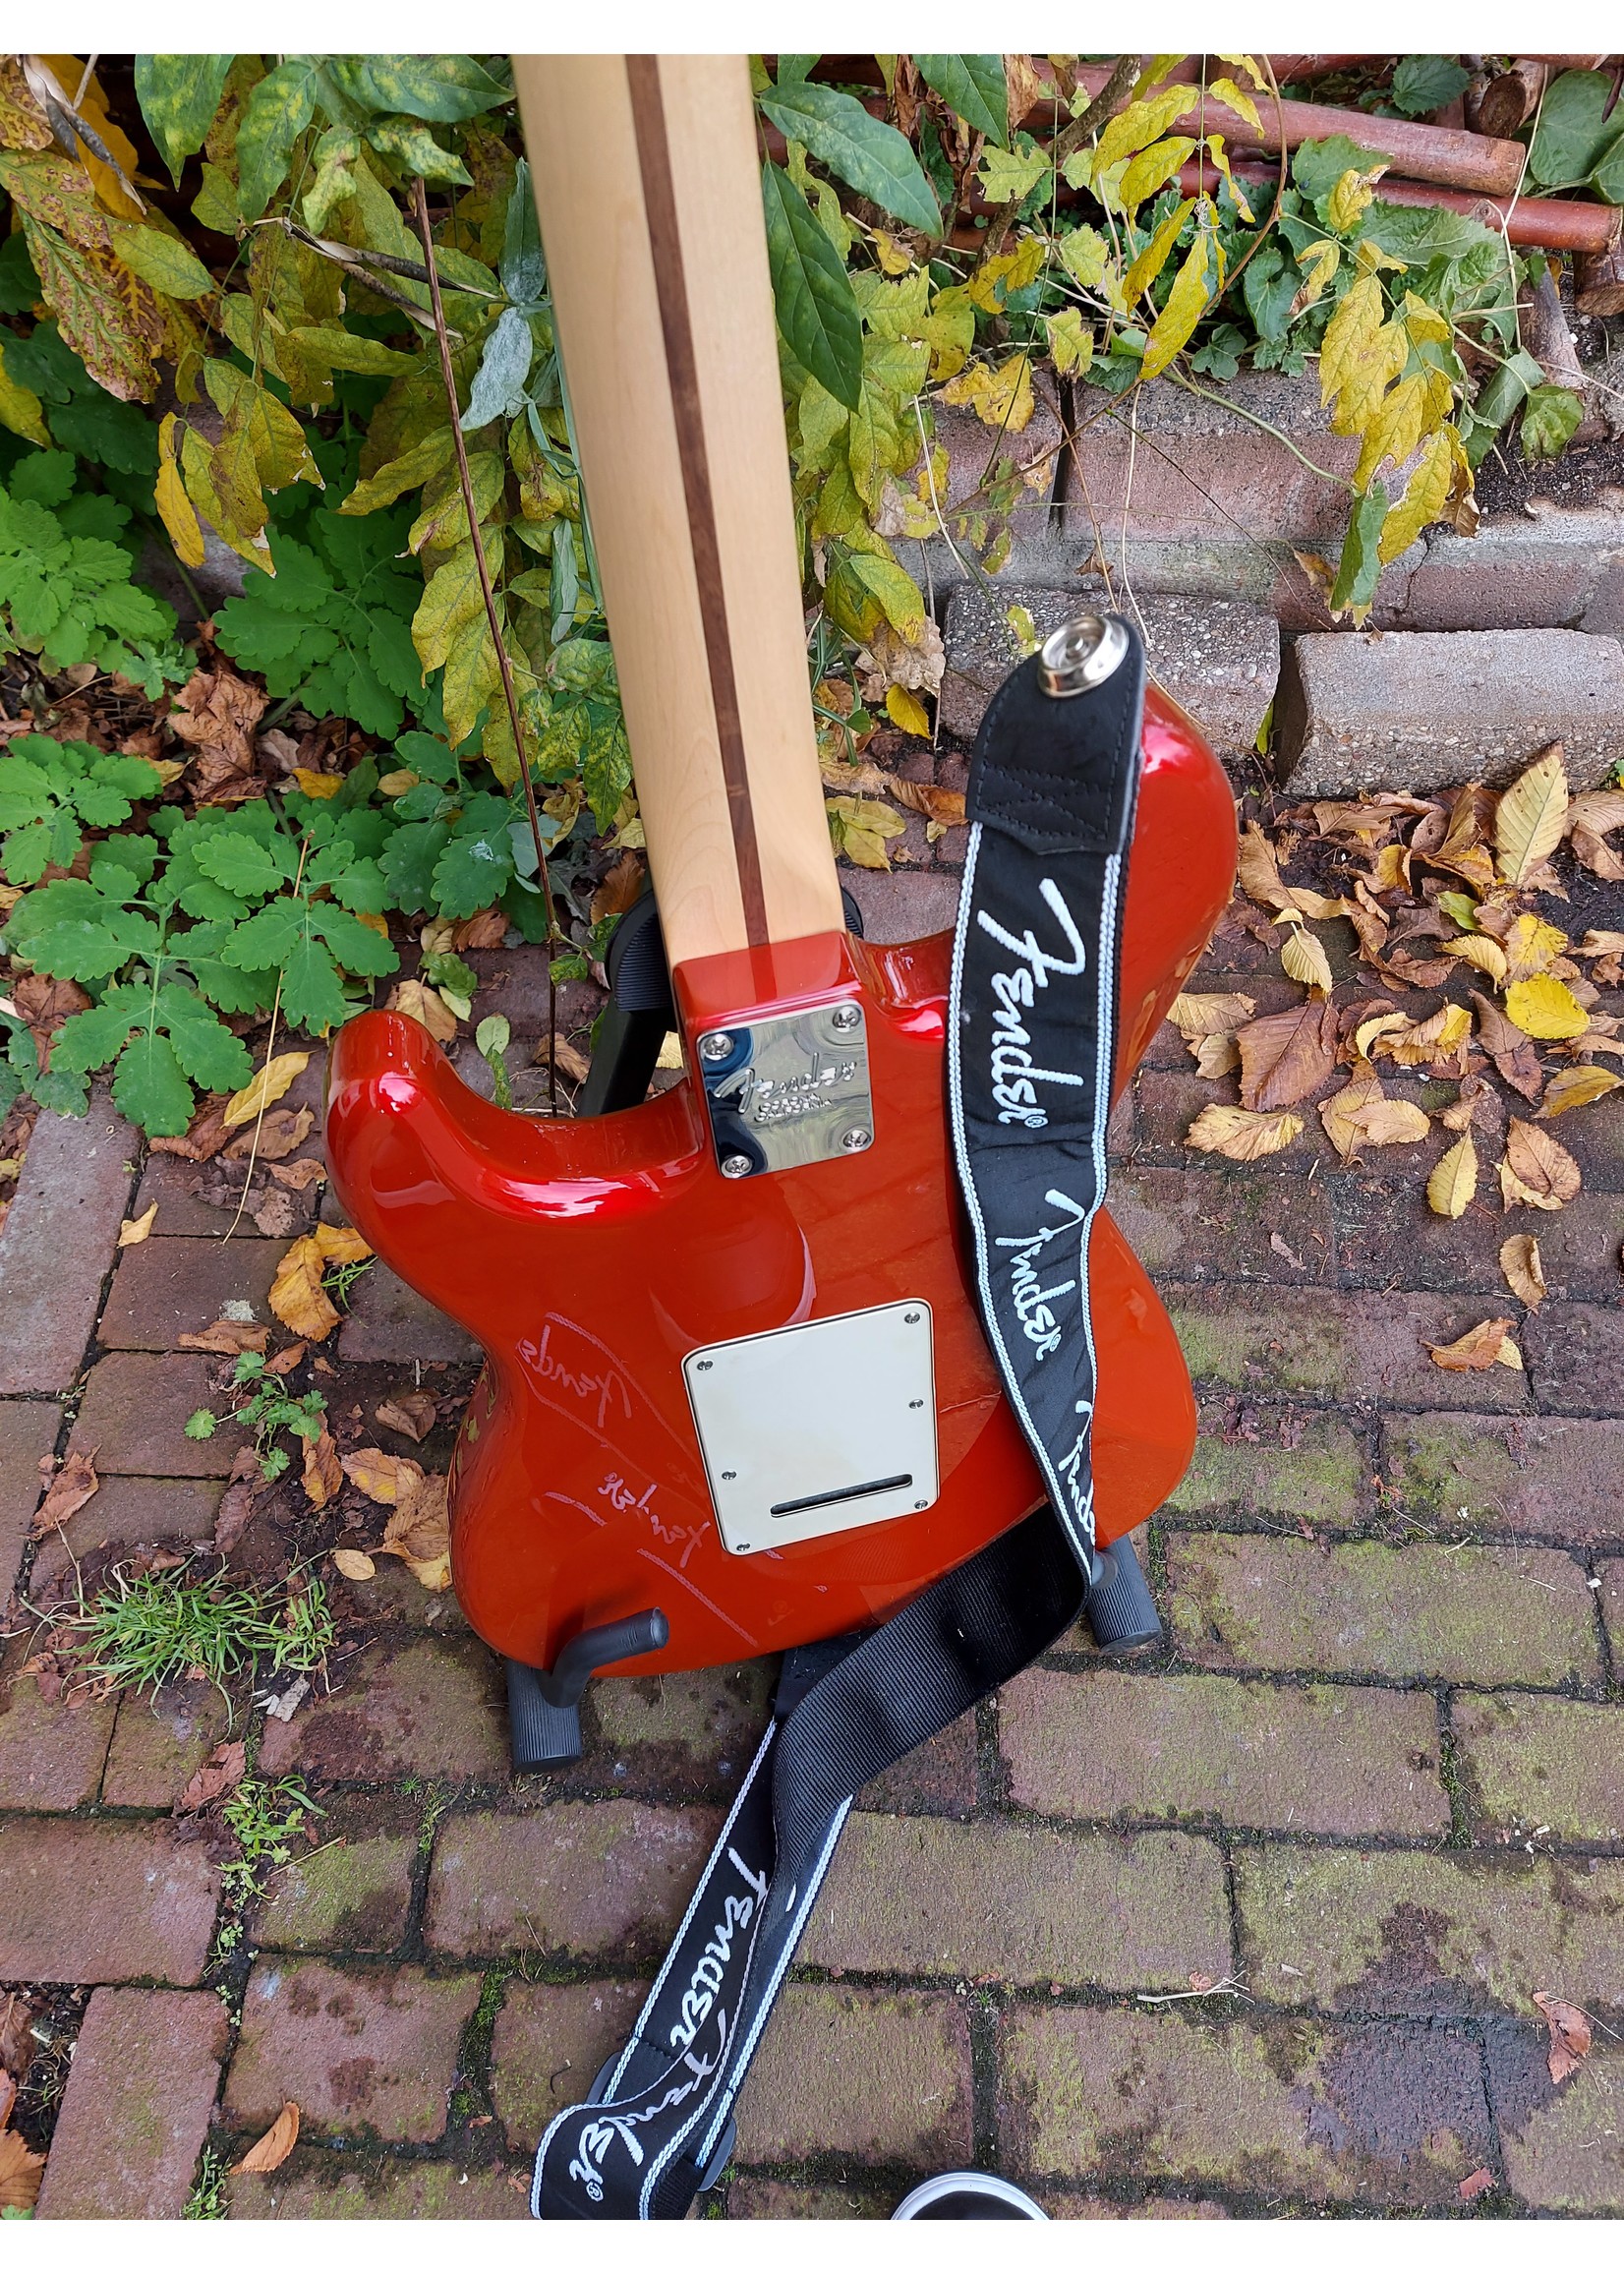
1533, 1993, 1593, 2085
1503, 912, 1568, 985
1499, 1234, 1546, 1310
12, 972, 91, 1032
534, 1034, 592, 1083
1458, 2169, 1494, 2203
341, 1447, 424, 1505
223, 1052, 310, 1132
31, 1448, 98, 1538
332, 1547, 377, 1582
1237, 999, 1340, 1112
1494, 745, 1568, 885
1184, 1104, 1304, 1161
267, 1156, 326, 1192
1343, 886, 1390, 962
1501, 1119, 1581, 1212
1426, 1132, 1478, 1219
378, 1470, 452, 1589
1192, 1032, 1241, 1079
148, 1096, 235, 1161
1365, 842, 1410, 893
887, 776, 966, 828
268, 1224, 371, 1341
452, 907, 508, 950
0, 1998, 38, 2085
1576, 929, 1624, 957
233, 2101, 301, 2175
1378, 1004, 1473, 1070
212, 1448, 261, 1557
169, 666, 268, 778
1236, 822, 1293, 910
264, 1341, 307, 1376
1169, 992, 1255, 1036
117, 1201, 158, 1247
302, 1425, 343, 1509
1567, 790, 1624, 882
1471, 994, 1545, 1104
176, 1738, 247, 1816
1426, 1317, 1523, 1370
1319, 1065, 1430, 1160
0, 2123, 44, 2214
386, 979, 458, 1044
376, 1391, 438, 1442
590, 850, 645, 925
178, 1318, 269, 1356
224, 1106, 314, 1162
1538, 1065, 1623, 1117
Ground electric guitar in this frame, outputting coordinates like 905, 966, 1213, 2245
324, 56, 1236, 1698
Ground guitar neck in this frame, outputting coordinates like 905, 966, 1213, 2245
513, 54, 844, 973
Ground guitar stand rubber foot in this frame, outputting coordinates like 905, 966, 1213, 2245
506, 1608, 669, 1772
1082, 1539, 1163, 1654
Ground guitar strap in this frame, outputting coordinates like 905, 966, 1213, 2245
533, 618, 1145, 2221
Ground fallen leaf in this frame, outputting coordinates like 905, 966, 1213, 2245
1439, 1073, 1496, 1135
331, 1547, 377, 1582
302, 1425, 343, 1509
1192, 1032, 1240, 1078
1441, 934, 1508, 984
12, 973, 90, 1032
1494, 744, 1568, 884
1377, 1003, 1472, 1069
224, 1106, 314, 1162
30, 1447, 99, 1537
1502, 912, 1568, 986
1458, 2169, 1493, 2202
1505, 975, 1590, 1041
1236, 822, 1293, 909
117, 1202, 158, 1247
1567, 789, 1624, 882
1237, 999, 1340, 1112
250, 1188, 301, 1240
1426, 1317, 1522, 1370
233, 2101, 300, 2175
1184, 1104, 1304, 1160
452, 907, 509, 950
168, 665, 268, 778
0, 1998, 39, 2086
1501, 1119, 1581, 1212
264, 1341, 307, 1376
212, 1448, 261, 1556
1472, 994, 1545, 1103
1499, 1234, 1546, 1309
268, 1224, 371, 1341
0, 2123, 44, 2213
1319, 1065, 1430, 1160
386, 977, 459, 1044
292, 767, 342, 798
148, 1096, 235, 1161
377, 1471, 452, 1588
1355, 1011, 1409, 1059
341, 1447, 424, 1504
267, 1156, 326, 1191
533, 1034, 592, 1083
223, 1052, 311, 1131
1426, 1132, 1478, 1219
1576, 929, 1624, 957
1538, 1065, 1623, 1117
887, 776, 966, 827
178, 1319, 270, 1356
590, 850, 645, 924
1533, 1993, 1593, 2085
1269, 1231, 1305, 1269
1278, 920, 1334, 994
376, 1391, 438, 1442
176, 1738, 247, 1816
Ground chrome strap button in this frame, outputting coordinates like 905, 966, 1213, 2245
1038, 612, 1129, 698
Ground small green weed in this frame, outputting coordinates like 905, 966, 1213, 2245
183, 2147, 229, 2220
322, 1254, 374, 1312
211, 1774, 325, 1956
64, 1564, 334, 1711
187, 1351, 327, 1482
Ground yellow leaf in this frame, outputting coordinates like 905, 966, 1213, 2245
1043, 307, 1094, 377
1355, 1011, 1408, 1057
292, 768, 343, 799
1377, 428, 1456, 561
1319, 275, 1405, 436
1117, 136, 1197, 214
1121, 198, 1194, 307
1141, 218, 1221, 382
222, 1051, 310, 1131
1192, 1032, 1240, 1078
882, 684, 928, 737
1201, 134, 1253, 221
1054, 224, 1110, 289
1278, 920, 1333, 994
1504, 975, 1590, 1041
1236, 821, 1292, 910
154, 412, 205, 570
1318, 1065, 1430, 1159
332, 1548, 377, 1581
117, 1202, 158, 1247
1217, 54, 1266, 88
1327, 166, 1379, 233
0, 336, 50, 447
1441, 934, 1509, 984
268, 1223, 370, 1342
1503, 912, 1568, 984
1495, 745, 1569, 884
1538, 1065, 1623, 1116
1168, 992, 1256, 1036
1291, 239, 1341, 315
1209, 76, 1263, 133
341, 1447, 424, 1505
302, 1424, 342, 1508
1426, 1317, 1522, 1371
386, 978, 459, 1043
1096, 87, 1195, 172
1426, 1131, 1478, 1218
1354, 371, 1442, 494
1401, 292, 1452, 346
1184, 1104, 1303, 1160
1499, 1234, 1546, 1309
937, 354, 1034, 434
872, 228, 915, 276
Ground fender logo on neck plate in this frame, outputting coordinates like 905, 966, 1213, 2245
697, 1000, 873, 1180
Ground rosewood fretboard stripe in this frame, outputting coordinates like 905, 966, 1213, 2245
625, 53, 768, 948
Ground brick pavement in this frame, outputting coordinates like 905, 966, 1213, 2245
1, 904, 1622, 2220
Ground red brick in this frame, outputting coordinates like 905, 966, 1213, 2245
1540, 1086, 1624, 1191
857, 1708, 979, 1819
257, 1634, 507, 1781
424, 1801, 717, 1961
1604, 1558, 1624, 1661
1333, 1179, 1624, 1304
1451, 1693, 1624, 1843
0, 1816, 218, 1983
1165, 1534, 1599, 1686
0, 1398, 58, 1601
136, 1149, 322, 1238
256, 1818, 418, 1952
70, 1354, 250, 1477
724, 2177, 891, 2218
226, 1958, 482, 2143
29, 1475, 228, 1602
1524, 1301, 1624, 1416
102, 1677, 234, 1810
0, 1656, 116, 1808
229, 2156, 529, 2218
34, 1988, 228, 2218
840, 867, 960, 945
1112, 1165, 1334, 1286
1001, 1667, 1448, 1837
335, 1262, 479, 1365
1166, 1286, 1532, 1411
999, 2005, 1492, 2207
98, 1234, 281, 1350
0, 1086, 137, 1394
583, 1659, 773, 1798
800, 1814, 1229, 1990
489, 1976, 651, 2153
734, 1985, 973, 2168
1499, 2040, 1624, 2212
1380, 1413, 1624, 1544
1168, 1400, 1366, 1529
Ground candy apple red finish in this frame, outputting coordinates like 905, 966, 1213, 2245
324, 687, 1237, 1676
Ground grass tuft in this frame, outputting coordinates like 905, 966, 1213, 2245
58, 1564, 334, 1713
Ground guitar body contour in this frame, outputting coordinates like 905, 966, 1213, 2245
324, 685, 1235, 1674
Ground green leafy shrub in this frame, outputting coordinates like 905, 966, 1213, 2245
0, 448, 177, 678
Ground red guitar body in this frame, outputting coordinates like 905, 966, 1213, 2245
324, 687, 1236, 1676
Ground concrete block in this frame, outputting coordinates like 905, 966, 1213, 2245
940, 581, 1277, 748
1276, 627, 1624, 793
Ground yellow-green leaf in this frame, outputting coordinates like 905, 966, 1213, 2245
976, 146, 1049, 202
203, 360, 320, 494
1426, 1130, 1479, 1218
1044, 307, 1094, 376
937, 354, 1034, 434
1054, 223, 1110, 289
1319, 273, 1405, 436
110, 221, 214, 301
1495, 746, 1569, 885
339, 427, 455, 516
1293, 238, 1340, 313
1504, 974, 1590, 1040
1116, 136, 1197, 214
0, 337, 49, 447
1209, 76, 1263, 133
1538, 1065, 1623, 1116
1096, 87, 1193, 172
885, 684, 930, 735
1377, 428, 1457, 562
285, 325, 420, 377
1140, 219, 1219, 381
1326, 167, 1378, 234
1202, 134, 1253, 221
1121, 198, 1194, 307
413, 536, 493, 674
154, 411, 205, 569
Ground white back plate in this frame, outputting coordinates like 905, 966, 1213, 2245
682, 1301, 938, 1554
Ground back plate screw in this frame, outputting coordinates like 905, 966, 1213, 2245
699, 1030, 734, 1062
904, 1311, 921, 1323
695, 1359, 713, 1371
721, 1470, 736, 1481
841, 1127, 872, 1152
830, 1003, 861, 1033
721, 1152, 752, 1179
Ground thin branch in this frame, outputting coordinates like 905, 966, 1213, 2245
980, 53, 1141, 262
411, 176, 560, 1111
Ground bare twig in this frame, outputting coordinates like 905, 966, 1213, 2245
411, 176, 559, 1109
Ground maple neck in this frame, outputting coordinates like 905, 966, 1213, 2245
513, 54, 844, 972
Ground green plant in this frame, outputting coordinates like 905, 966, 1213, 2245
186, 1350, 328, 1482
183, 2147, 229, 2220
64, 1561, 334, 1707
0, 449, 177, 678
218, 1773, 322, 1904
